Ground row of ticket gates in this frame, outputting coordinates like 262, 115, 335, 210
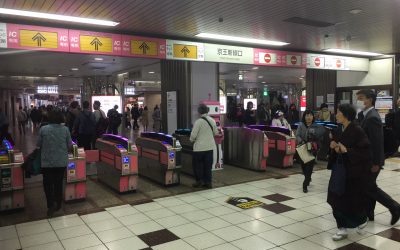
0, 121, 338, 212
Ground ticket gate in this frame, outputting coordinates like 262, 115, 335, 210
223, 127, 269, 171
0, 140, 24, 211
135, 132, 182, 186
95, 134, 138, 193
65, 145, 87, 201
173, 129, 194, 176
247, 125, 296, 168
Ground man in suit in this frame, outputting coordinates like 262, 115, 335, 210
356, 89, 400, 225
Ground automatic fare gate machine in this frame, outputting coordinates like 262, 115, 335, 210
247, 125, 296, 168
135, 132, 182, 186
0, 139, 24, 211
95, 134, 138, 193
65, 144, 87, 201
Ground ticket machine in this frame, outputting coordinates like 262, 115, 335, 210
64, 144, 87, 201
0, 139, 24, 211
135, 132, 182, 186
247, 125, 296, 168
95, 134, 138, 193
200, 100, 224, 170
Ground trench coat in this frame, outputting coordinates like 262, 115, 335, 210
327, 122, 372, 214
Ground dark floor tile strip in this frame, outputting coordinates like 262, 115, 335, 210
263, 193, 293, 202
138, 229, 180, 247
130, 199, 154, 206
261, 203, 295, 214
377, 228, 400, 242
335, 242, 374, 250
77, 207, 106, 216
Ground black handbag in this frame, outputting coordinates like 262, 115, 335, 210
328, 154, 346, 196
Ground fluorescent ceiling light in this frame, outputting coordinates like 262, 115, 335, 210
94, 57, 103, 61
196, 33, 289, 46
258, 76, 263, 78
252, 67, 259, 70
148, 71, 155, 74
58, 74, 62, 77
0, 8, 119, 26
323, 48, 383, 57
71, 68, 79, 71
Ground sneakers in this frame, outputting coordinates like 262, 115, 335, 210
357, 219, 368, 235
332, 228, 348, 241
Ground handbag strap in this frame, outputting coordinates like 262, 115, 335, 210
201, 117, 214, 136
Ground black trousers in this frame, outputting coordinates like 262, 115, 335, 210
107, 125, 119, 135
77, 134, 93, 150
301, 161, 314, 187
366, 169, 400, 215
192, 150, 213, 184
42, 167, 65, 209
18, 121, 25, 134
133, 118, 139, 129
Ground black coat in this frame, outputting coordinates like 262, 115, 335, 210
357, 108, 385, 167
327, 122, 372, 214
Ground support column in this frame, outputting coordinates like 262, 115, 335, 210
306, 69, 337, 111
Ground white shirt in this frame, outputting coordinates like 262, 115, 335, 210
363, 106, 374, 117
271, 118, 291, 130
190, 114, 219, 152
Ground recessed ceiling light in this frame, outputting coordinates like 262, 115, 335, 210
0, 8, 119, 26
148, 71, 155, 74
349, 9, 363, 14
94, 57, 103, 61
258, 76, 264, 78
323, 48, 383, 57
71, 68, 79, 71
261, 81, 266, 84
196, 33, 289, 46
252, 67, 259, 70
58, 74, 62, 77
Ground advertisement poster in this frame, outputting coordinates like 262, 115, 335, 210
91, 96, 122, 113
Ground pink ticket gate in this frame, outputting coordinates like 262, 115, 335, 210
64, 146, 87, 201
95, 134, 138, 193
0, 148, 25, 211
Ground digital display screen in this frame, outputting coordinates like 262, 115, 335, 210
123, 156, 129, 164
68, 162, 75, 169
169, 152, 175, 158
116, 145, 124, 149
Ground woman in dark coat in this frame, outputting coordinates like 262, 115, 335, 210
328, 104, 371, 241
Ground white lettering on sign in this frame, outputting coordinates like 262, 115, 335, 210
37, 85, 58, 94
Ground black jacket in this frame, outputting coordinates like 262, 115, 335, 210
357, 108, 385, 167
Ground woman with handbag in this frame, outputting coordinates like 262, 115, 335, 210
328, 104, 371, 241
296, 110, 318, 193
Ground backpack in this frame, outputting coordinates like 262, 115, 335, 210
96, 110, 108, 136
108, 109, 121, 125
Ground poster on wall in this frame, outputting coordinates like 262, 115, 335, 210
167, 91, 177, 134
91, 96, 122, 113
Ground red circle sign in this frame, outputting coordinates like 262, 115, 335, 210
291, 56, 297, 65
314, 57, 321, 66
264, 53, 271, 63
336, 59, 342, 68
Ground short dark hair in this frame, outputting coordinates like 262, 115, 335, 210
338, 104, 357, 121
356, 89, 376, 105
83, 101, 90, 109
48, 110, 64, 124
320, 103, 328, 109
198, 104, 209, 114
70, 101, 79, 109
301, 109, 315, 124
94, 100, 101, 106
114, 105, 118, 109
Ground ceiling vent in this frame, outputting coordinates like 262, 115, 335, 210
283, 17, 334, 27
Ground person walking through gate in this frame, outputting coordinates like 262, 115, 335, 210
107, 105, 122, 135
190, 104, 219, 189
17, 106, 27, 135
131, 104, 140, 130
37, 109, 72, 217
356, 89, 400, 225
73, 101, 96, 150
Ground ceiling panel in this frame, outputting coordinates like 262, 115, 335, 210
0, 0, 399, 53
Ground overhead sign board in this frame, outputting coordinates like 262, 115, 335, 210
37, 85, 58, 94
69, 30, 121, 55
204, 43, 253, 64
7, 23, 69, 52
0, 23, 7, 48
166, 40, 204, 61
121, 35, 166, 59
254, 49, 305, 68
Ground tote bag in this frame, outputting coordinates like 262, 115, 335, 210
328, 154, 346, 196
296, 143, 315, 164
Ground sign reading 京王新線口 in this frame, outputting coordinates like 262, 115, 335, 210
204, 43, 253, 64
121, 35, 166, 59
6, 23, 69, 52
166, 40, 204, 61
69, 30, 122, 55
0, 23, 7, 48
226, 197, 264, 210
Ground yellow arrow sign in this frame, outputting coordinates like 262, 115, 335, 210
132, 40, 158, 56
20, 30, 58, 48
173, 44, 197, 59
80, 35, 112, 52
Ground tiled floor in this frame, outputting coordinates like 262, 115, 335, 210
2, 158, 400, 249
